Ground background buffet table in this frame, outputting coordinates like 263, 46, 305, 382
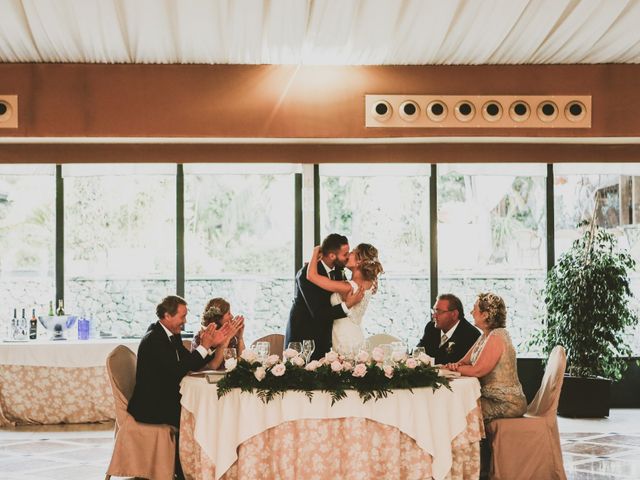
0, 339, 139, 426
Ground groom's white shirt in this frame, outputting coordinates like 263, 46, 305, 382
440, 320, 460, 341
320, 260, 350, 316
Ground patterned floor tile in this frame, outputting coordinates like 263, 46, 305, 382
562, 442, 634, 456
574, 457, 640, 478
585, 434, 640, 447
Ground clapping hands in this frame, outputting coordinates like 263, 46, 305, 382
200, 315, 245, 350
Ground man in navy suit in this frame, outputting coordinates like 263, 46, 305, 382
417, 293, 480, 365
285, 233, 364, 360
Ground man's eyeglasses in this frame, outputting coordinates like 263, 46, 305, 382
431, 308, 455, 316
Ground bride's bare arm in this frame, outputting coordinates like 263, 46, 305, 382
307, 246, 353, 295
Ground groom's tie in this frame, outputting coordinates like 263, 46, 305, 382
329, 270, 336, 280
439, 332, 448, 348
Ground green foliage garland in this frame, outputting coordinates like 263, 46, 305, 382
216, 358, 450, 405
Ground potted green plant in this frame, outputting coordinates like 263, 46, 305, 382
530, 220, 639, 417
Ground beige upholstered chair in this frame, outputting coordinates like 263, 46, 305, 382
105, 345, 177, 480
251, 333, 285, 357
486, 345, 567, 480
366, 333, 401, 348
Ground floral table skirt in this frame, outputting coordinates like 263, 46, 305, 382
0, 365, 115, 426
180, 406, 483, 480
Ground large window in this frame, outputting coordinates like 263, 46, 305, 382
64, 165, 176, 337
319, 164, 430, 346
437, 164, 547, 354
555, 163, 640, 354
0, 165, 55, 321
184, 164, 297, 340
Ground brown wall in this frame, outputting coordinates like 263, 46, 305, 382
1, 63, 640, 163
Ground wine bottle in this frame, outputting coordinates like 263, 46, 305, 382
10, 308, 17, 340
48, 300, 54, 316
20, 308, 27, 339
56, 299, 65, 316
29, 308, 38, 340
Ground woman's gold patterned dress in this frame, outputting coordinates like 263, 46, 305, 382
469, 328, 527, 422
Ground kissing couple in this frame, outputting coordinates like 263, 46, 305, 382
285, 233, 384, 360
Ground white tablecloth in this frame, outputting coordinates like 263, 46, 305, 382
179, 376, 481, 480
0, 338, 140, 367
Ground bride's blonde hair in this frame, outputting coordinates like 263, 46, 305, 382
355, 243, 384, 293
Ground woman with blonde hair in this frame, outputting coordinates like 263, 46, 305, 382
192, 297, 245, 370
307, 243, 384, 354
446, 292, 527, 422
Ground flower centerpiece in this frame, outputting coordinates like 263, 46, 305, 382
216, 347, 450, 404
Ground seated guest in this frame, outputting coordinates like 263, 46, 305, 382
128, 295, 241, 428
446, 292, 527, 423
192, 297, 246, 370
417, 293, 481, 365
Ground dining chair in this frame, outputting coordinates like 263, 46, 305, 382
485, 345, 567, 480
366, 333, 401, 348
105, 345, 177, 480
251, 333, 285, 357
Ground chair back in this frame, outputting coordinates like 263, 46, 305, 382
367, 333, 401, 349
527, 345, 567, 418
251, 333, 285, 356
106, 345, 137, 426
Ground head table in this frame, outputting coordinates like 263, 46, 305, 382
0, 338, 140, 426
179, 375, 483, 480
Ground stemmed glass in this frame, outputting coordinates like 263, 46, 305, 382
302, 339, 315, 362
255, 342, 270, 363
287, 342, 303, 359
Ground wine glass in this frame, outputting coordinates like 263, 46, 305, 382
413, 347, 426, 358
302, 339, 315, 362
255, 342, 270, 362
287, 342, 303, 354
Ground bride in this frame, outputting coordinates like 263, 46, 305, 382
307, 243, 384, 353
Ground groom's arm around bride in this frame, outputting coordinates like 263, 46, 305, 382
285, 234, 363, 360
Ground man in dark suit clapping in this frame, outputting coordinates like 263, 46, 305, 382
285, 233, 364, 360
417, 293, 480, 365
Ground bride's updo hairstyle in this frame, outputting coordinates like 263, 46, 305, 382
355, 243, 384, 293
201, 297, 230, 328
476, 292, 507, 329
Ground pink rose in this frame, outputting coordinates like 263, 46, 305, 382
325, 351, 339, 363
418, 353, 432, 365
241, 349, 257, 363
352, 363, 367, 378
371, 347, 384, 363
392, 351, 406, 363
271, 363, 286, 377
342, 361, 354, 372
254, 366, 266, 381
383, 365, 394, 379
224, 358, 237, 371
292, 355, 305, 367
405, 358, 418, 369
265, 354, 280, 367
330, 360, 343, 372
356, 350, 370, 363
283, 348, 299, 359
305, 360, 320, 371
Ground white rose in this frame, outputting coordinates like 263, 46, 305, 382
356, 350, 370, 363
292, 355, 305, 367
305, 360, 320, 371
418, 352, 432, 365
224, 358, 237, 371
284, 348, 299, 359
330, 360, 343, 372
265, 354, 280, 367
342, 361, 354, 371
383, 365, 394, 379
406, 358, 418, 369
352, 363, 367, 378
271, 363, 286, 377
392, 351, 406, 362
254, 366, 266, 381
325, 351, 339, 363
241, 349, 257, 363
371, 347, 384, 363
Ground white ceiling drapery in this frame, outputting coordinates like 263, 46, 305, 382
1, 0, 639, 65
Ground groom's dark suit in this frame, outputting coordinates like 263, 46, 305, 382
286, 262, 347, 360
127, 322, 211, 427
417, 318, 481, 365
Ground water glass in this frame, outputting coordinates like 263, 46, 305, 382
223, 348, 237, 361
255, 342, 270, 362
302, 339, 315, 362
287, 342, 303, 354
381, 344, 393, 365
413, 347, 426, 358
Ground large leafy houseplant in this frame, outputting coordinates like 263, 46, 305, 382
531, 222, 638, 381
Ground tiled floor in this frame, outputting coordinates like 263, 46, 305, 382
0, 410, 639, 479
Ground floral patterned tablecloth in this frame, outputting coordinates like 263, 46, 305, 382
179, 377, 484, 480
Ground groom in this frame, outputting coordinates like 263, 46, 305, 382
286, 233, 364, 360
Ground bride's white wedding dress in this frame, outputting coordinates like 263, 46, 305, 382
330, 280, 373, 353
